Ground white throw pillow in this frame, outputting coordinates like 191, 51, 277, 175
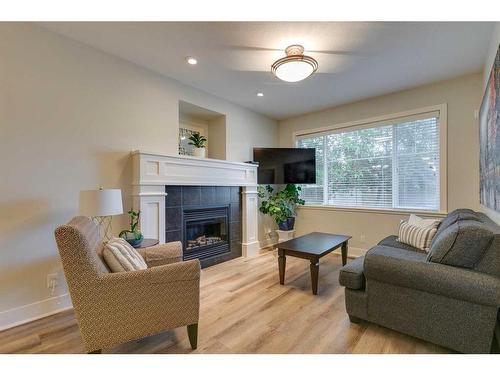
408, 214, 440, 228
397, 220, 439, 252
103, 238, 148, 273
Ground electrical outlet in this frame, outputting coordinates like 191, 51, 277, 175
47, 273, 58, 296
360, 234, 366, 243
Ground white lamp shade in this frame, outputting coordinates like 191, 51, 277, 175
79, 189, 123, 217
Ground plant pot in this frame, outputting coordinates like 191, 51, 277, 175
193, 148, 206, 158
122, 232, 144, 247
278, 217, 295, 231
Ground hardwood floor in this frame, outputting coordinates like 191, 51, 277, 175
0, 250, 451, 354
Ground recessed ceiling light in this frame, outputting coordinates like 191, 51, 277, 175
271, 45, 318, 83
186, 57, 197, 65
257, 92, 264, 97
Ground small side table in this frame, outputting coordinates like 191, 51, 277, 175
133, 238, 159, 249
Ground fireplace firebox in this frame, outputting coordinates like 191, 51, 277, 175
183, 206, 229, 261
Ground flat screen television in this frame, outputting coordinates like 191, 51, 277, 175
253, 148, 316, 184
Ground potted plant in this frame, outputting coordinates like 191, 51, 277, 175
119, 209, 144, 247
188, 132, 207, 158
257, 184, 305, 231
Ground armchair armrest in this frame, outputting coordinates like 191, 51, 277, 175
92, 258, 200, 321
364, 245, 500, 307
98, 257, 199, 288
137, 241, 183, 267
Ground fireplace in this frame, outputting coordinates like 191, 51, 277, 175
183, 206, 230, 261
165, 185, 242, 268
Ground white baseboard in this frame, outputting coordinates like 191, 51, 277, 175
242, 240, 261, 257
259, 237, 276, 250
348, 246, 368, 258
0, 293, 73, 332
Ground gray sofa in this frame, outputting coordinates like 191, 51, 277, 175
339, 209, 500, 353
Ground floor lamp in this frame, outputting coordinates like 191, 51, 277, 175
79, 188, 123, 242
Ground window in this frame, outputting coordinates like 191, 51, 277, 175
296, 108, 444, 212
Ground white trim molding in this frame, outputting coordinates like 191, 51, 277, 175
131, 151, 260, 256
298, 205, 447, 218
0, 294, 72, 332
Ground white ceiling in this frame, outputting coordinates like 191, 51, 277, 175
41, 22, 494, 120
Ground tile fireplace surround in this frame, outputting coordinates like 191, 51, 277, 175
131, 151, 260, 258
165, 185, 242, 267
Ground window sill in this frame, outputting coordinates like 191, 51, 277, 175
297, 205, 447, 218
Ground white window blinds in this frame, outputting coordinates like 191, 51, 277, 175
296, 113, 440, 211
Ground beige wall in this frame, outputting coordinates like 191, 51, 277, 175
0, 23, 277, 326
480, 22, 500, 223
278, 73, 482, 252
207, 116, 227, 160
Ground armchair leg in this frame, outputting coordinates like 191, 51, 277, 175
88, 349, 102, 354
187, 323, 198, 350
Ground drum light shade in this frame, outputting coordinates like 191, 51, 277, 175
79, 188, 123, 217
271, 45, 318, 83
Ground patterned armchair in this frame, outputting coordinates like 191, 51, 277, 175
54, 216, 200, 353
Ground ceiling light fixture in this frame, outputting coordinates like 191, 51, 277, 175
186, 57, 197, 65
257, 92, 264, 97
271, 45, 318, 83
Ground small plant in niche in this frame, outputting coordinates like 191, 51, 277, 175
258, 184, 305, 231
188, 133, 207, 148
188, 132, 207, 158
119, 209, 144, 247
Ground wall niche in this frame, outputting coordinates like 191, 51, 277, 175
178, 101, 226, 160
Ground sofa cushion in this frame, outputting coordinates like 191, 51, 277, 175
103, 237, 148, 272
431, 209, 482, 247
339, 256, 365, 290
427, 220, 494, 268
378, 235, 426, 253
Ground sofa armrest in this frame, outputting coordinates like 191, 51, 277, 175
339, 256, 365, 290
137, 241, 183, 267
364, 245, 500, 307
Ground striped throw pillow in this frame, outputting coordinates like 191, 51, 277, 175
103, 238, 148, 273
397, 220, 439, 252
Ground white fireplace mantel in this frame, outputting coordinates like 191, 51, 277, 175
131, 151, 260, 257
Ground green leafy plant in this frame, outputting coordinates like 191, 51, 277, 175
188, 133, 207, 149
119, 209, 143, 241
257, 184, 305, 225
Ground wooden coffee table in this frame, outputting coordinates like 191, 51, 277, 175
277, 232, 351, 295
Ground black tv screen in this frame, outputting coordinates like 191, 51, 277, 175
253, 148, 316, 184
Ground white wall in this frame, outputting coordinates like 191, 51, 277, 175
0, 23, 277, 329
480, 22, 500, 223
278, 73, 482, 254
